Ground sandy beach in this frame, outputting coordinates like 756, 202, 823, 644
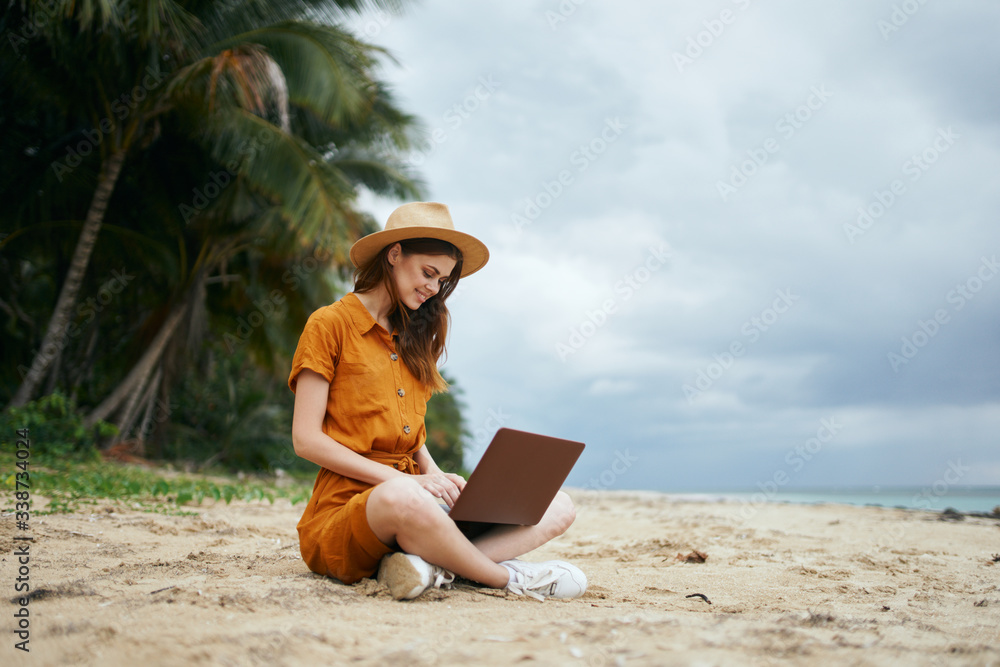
3, 488, 999, 666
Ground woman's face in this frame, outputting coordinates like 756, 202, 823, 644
388, 244, 458, 309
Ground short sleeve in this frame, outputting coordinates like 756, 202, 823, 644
288, 307, 340, 393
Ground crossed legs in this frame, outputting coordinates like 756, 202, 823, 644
366, 477, 576, 588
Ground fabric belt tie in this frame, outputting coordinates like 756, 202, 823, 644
365, 450, 420, 475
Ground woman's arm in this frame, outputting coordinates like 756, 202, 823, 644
291, 369, 405, 486
292, 369, 465, 505
413, 445, 440, 475
414, 444, 466, 492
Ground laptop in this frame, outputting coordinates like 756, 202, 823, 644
443, 428, 585, 533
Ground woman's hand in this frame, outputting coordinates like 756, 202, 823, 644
414, 472, 466, 508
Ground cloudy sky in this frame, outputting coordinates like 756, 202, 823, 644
344, 0, 1000, 494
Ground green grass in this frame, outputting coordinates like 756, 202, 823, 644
0, 454, 314, 515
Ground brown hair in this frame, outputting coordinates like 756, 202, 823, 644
353, 238, 463, 393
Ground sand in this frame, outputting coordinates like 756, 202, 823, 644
2, 488, 999, 666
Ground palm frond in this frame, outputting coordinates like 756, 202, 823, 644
329, 149, 424, 200
293, 79, 423, 152
135, 0, 203, 50
165, 43, 292, 136
206, 108, 367, 260
210, 21, 382, 126
192, 0, 405, 33
47, 0, 123, 30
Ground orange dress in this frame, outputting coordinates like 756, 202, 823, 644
288, 292, 433, 583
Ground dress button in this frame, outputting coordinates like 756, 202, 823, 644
390, 353, 398, 361
403, 425, 411, 434
397, 388, 405, 397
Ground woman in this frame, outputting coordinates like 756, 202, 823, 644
289, 202, 587, 600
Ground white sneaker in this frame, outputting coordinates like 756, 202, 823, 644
377, 553, 455, 600
501, 559, 587, 601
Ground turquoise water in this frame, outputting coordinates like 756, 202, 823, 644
677, 487, 1000, 514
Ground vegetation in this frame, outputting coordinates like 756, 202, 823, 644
425, 377, 471, 475
0, 394, 313, 514
0, 378, 464, 514
0, 456, 315, 515
0, 392, 114, 462
0, 0, 470, 480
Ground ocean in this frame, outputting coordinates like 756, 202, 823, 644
673, 486, 1000, 515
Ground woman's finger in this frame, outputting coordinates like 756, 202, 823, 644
444, 480, 461, 506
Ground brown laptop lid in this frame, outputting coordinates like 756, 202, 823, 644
447, 428, 585, 525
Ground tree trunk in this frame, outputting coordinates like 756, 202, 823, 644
42, 346, 62, 395
9, 149, 127, 407
85, 302, 188, 429
117, 365, 163, 451
114, 360, 157, 445
135, 365, 164, 448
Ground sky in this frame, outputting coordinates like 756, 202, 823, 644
343, 0, 1000, 494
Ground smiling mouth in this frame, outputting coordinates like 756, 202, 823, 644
416, 290, 429, 303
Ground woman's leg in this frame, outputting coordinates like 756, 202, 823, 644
470, 491, 577, 563
366, 477, 509, 588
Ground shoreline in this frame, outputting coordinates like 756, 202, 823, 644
580, 487, 1000, 516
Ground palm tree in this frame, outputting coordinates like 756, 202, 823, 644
6, 0, 417, 411
84, 78, 421, 443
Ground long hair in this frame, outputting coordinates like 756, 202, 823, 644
353, 238, 463, 393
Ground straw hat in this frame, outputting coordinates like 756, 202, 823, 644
350, 202, 489, 278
